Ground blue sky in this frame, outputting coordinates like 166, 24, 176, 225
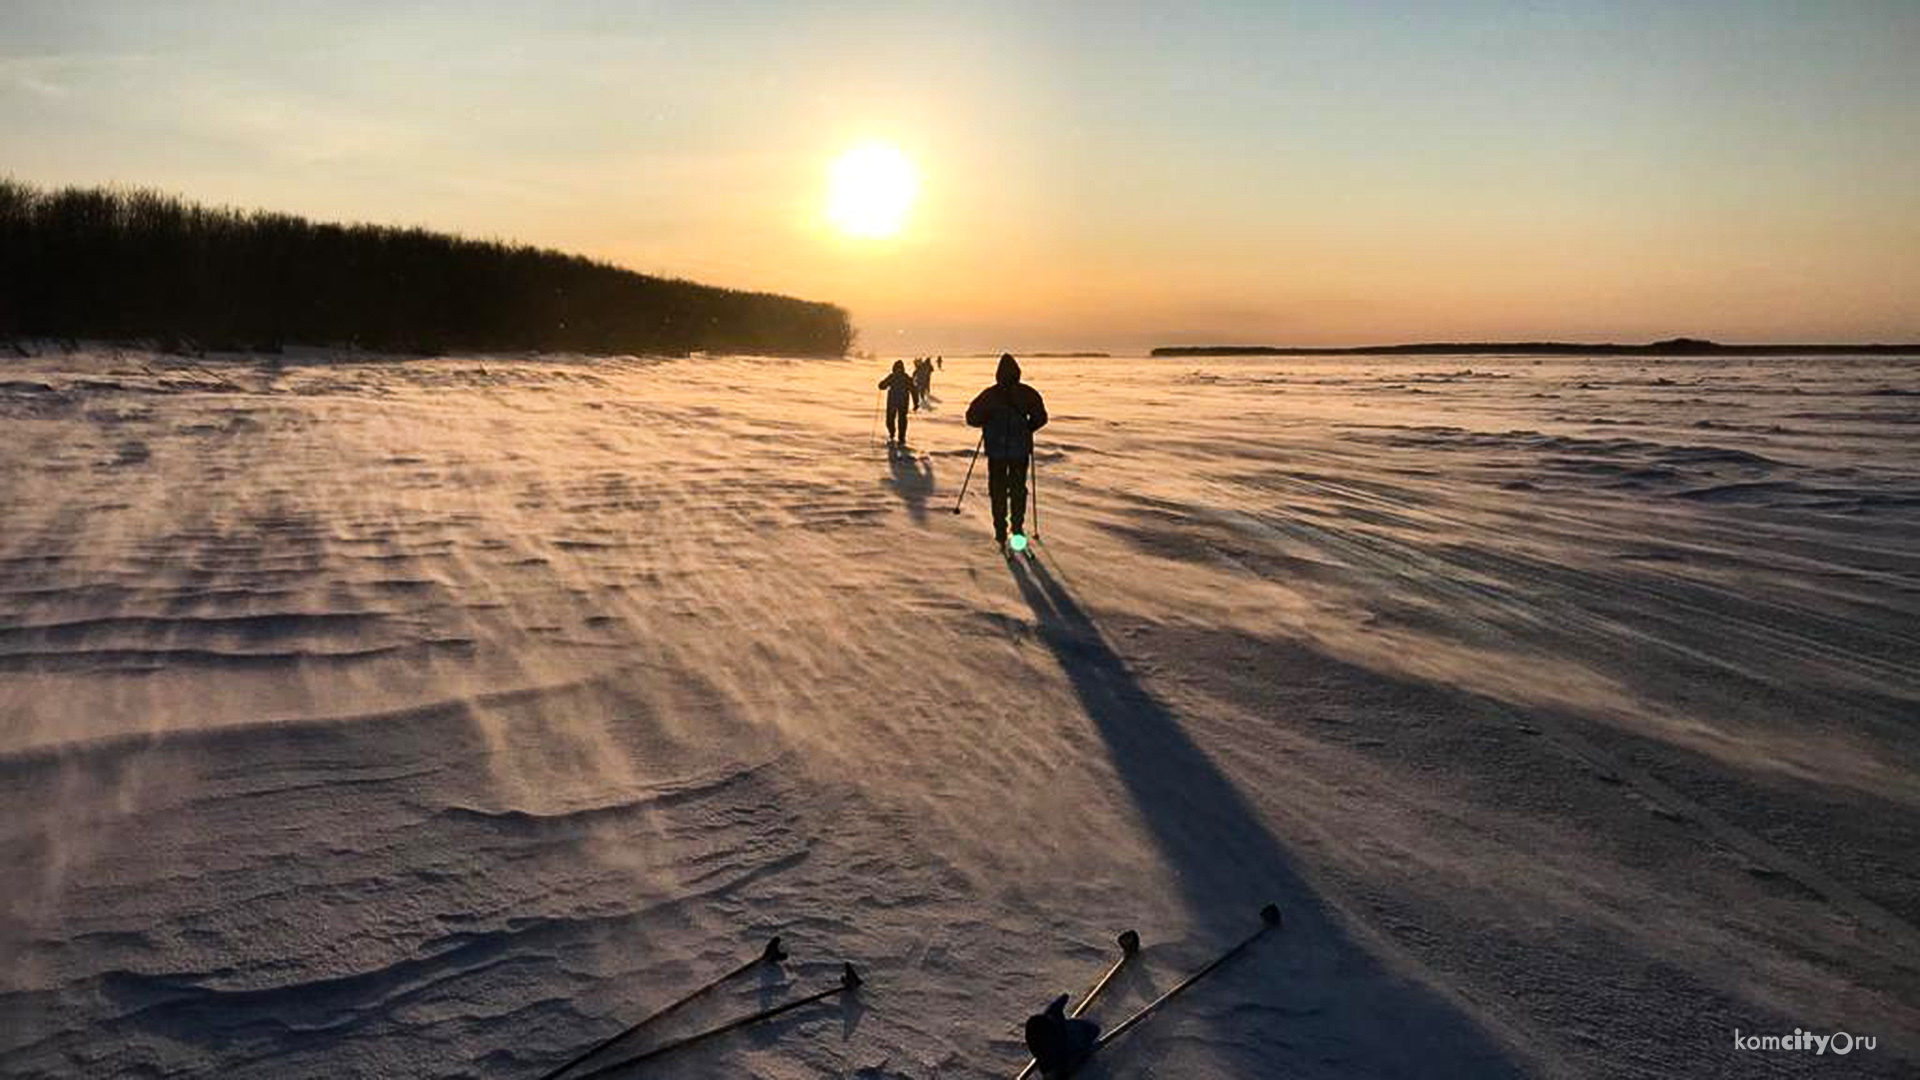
3, 1, 1916, 349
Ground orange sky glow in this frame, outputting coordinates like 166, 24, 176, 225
2, 2, 1916, 352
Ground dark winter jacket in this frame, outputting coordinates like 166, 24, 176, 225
878, 364, 914, 407
966, 354, 1047, 459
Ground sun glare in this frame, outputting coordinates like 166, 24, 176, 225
827, 142, 918, 239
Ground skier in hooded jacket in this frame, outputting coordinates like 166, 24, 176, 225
878, 360, 914, 446
965, 353, 1048, 548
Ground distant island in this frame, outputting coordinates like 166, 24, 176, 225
0, 178, 851, 358
1151, 338, 1919, 357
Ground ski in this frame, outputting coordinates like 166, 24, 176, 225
538, 936, 786, 1080
1064, 905, 1281, 1078
1013, 929, 1140, 1080
569, 963, 862, 1080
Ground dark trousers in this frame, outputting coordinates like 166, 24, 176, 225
886, 401, 908, 442
988, 456, 1029, 538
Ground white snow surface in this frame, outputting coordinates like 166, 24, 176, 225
2, 349, 1917, 1078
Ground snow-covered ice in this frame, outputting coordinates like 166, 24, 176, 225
2, 350, 1916, 1077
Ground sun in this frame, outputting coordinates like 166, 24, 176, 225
827, 142, 919, 239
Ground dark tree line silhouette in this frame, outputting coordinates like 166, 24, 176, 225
0, 178, 852, 357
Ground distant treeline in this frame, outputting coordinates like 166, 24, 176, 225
1153, 338, 1919, 357
0, 178, 852, 357
957, 351, 1110, 358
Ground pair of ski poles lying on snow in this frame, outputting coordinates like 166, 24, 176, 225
536, 903, 1276, 1079
537, 937, 860, 1080
1015, 904, 1282, 1080
952, 430, 1041, 539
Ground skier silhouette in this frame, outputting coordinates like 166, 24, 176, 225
965, 353, 1048, 548
878, 360, 914, 446
912, 357, 934, 410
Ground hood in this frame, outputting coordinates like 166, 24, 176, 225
892, 360, 906, 372
996, 353, 1021, 386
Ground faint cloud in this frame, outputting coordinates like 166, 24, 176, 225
1, 50, 418, 169
0, 57, 77, 99
14, 71, 70, 98
209, 92, 417, 167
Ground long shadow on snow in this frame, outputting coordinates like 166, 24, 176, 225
884, 446, 936, 525
1007, 552, 1526, 1077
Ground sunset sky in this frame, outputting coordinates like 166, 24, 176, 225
3, 1, 1916, 352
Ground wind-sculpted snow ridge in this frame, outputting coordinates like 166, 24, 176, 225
2, 349, 1916, 1078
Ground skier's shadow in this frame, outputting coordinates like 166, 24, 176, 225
1006, 553, 1525, 1076
1009, 553, 1283, 919
884, 446, 936, 524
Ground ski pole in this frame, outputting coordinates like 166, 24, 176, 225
1028, 451, 1040, 540
1094, 905, 1280, 1052
952, 430, 985, 514
1070, 930, 1139, 1019
870, 388, 882, 450
570, 963, 862, 1080
1013, 930, 1139, 1080
537, 937, 786, 1080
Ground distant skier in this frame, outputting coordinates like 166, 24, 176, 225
912, 357, 934, 410
965, 353, 1048, 548
878, 359, 914, 446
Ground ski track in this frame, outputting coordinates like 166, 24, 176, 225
1, 350, 1916, 1078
